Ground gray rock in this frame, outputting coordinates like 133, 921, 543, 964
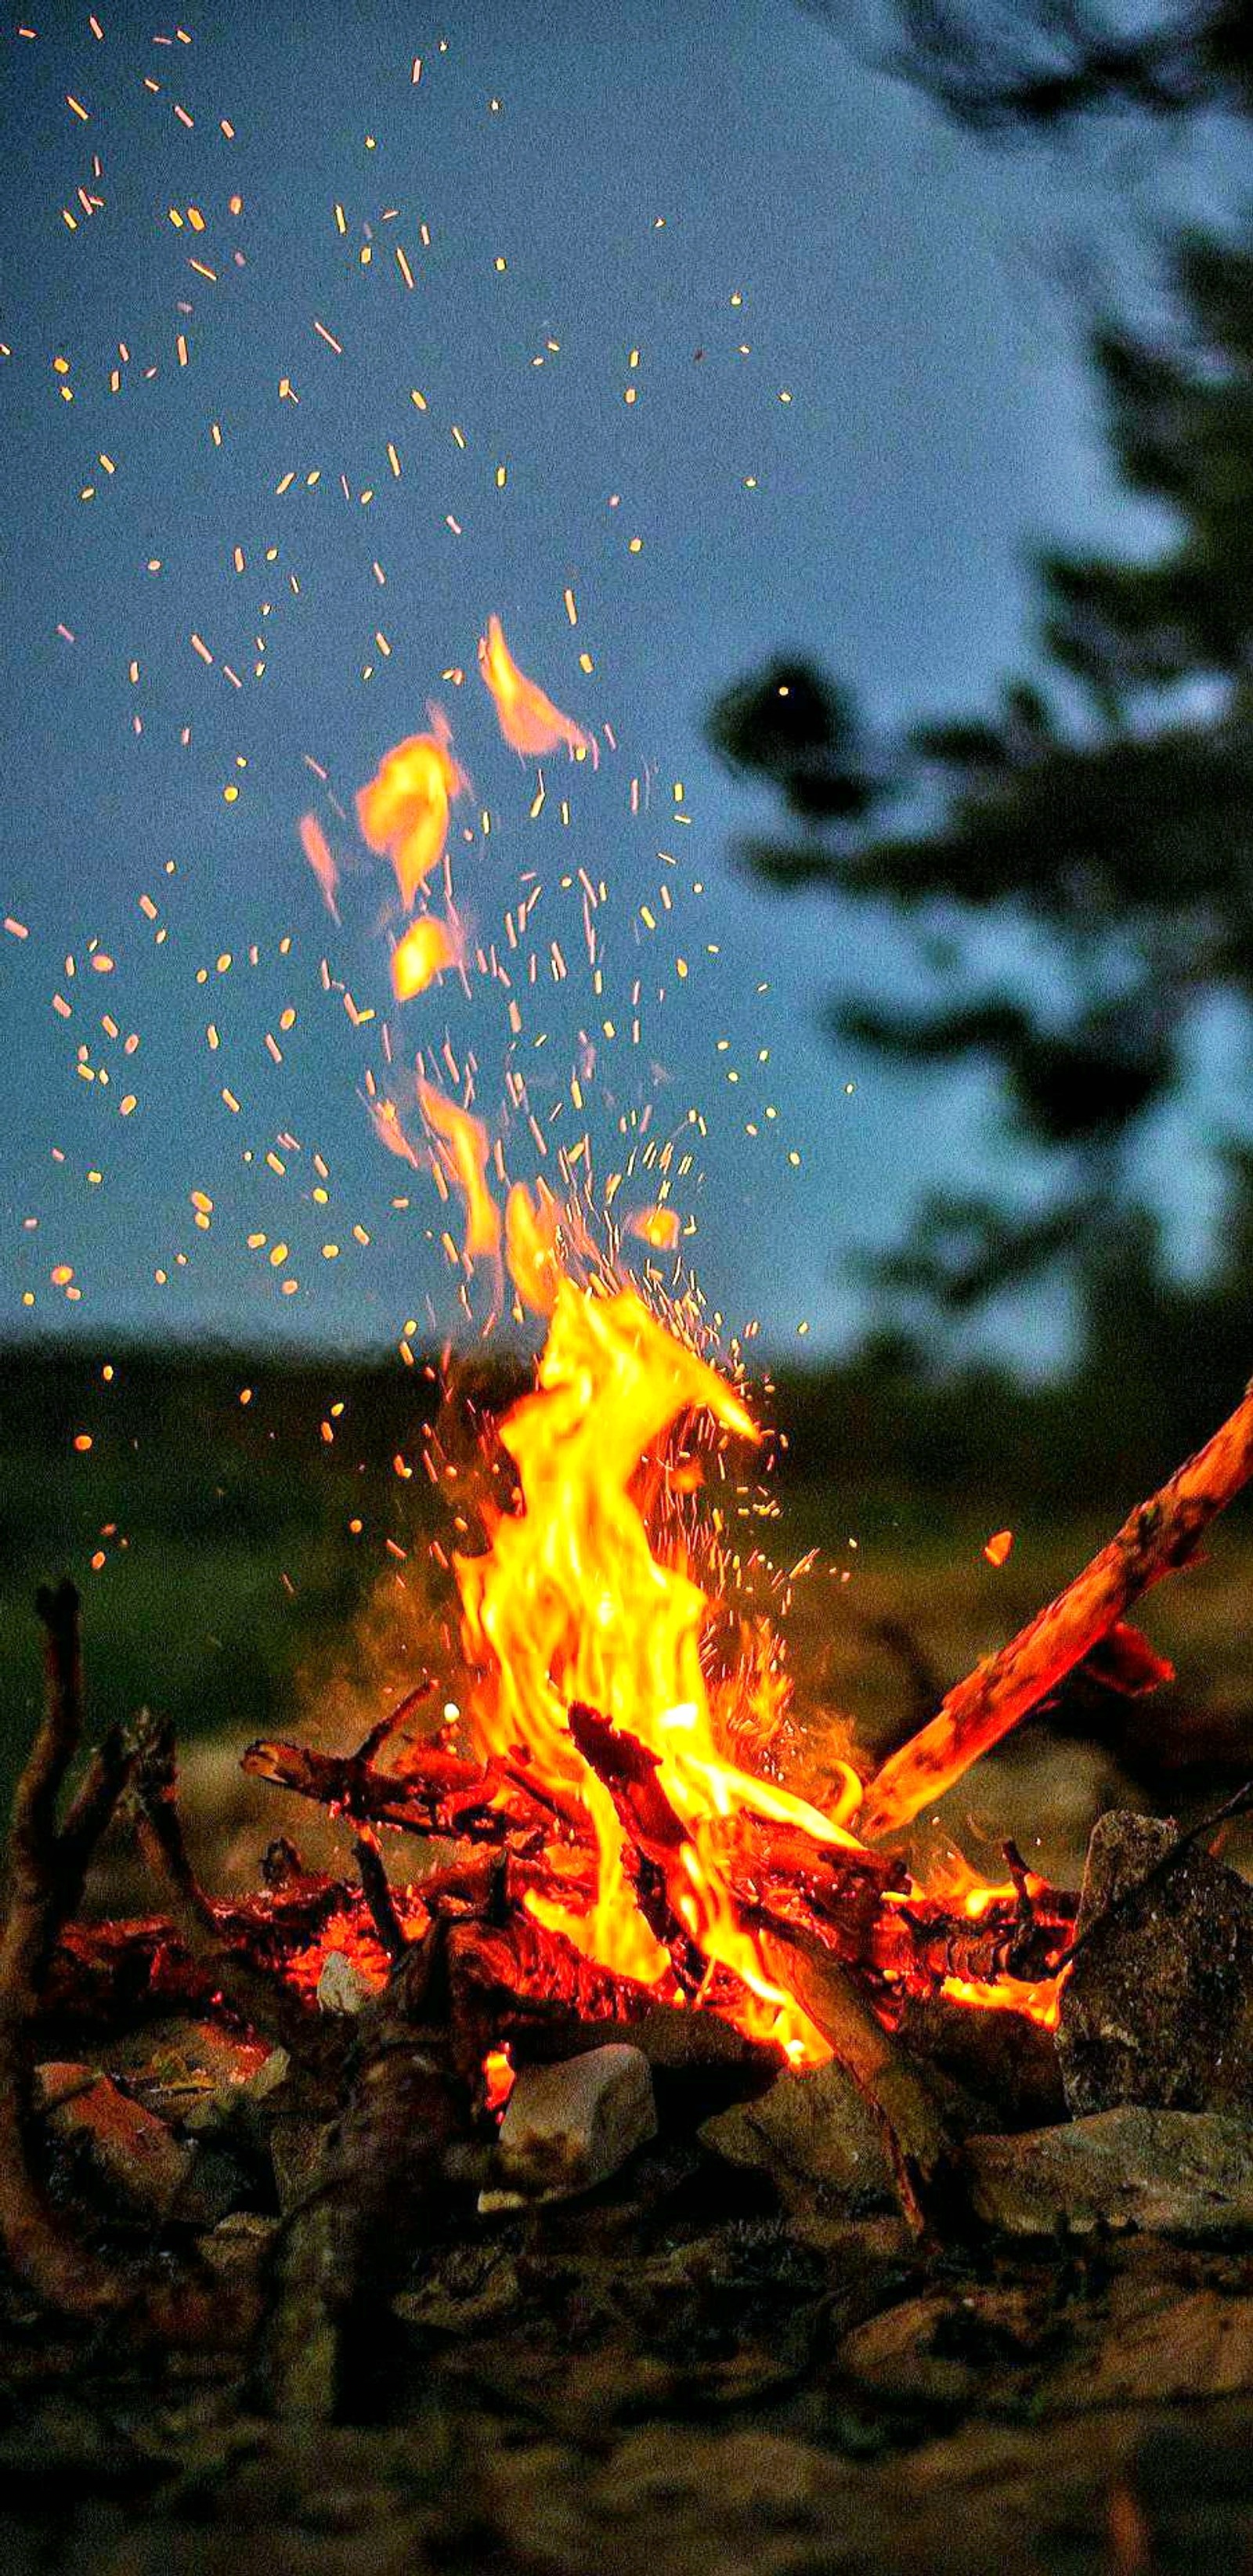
394, 2243, 522, 2333
699, 2058, 894, 2210
1056, 1809, 1253, 2115
197, 2211, 281, 2278
966, 2107, 1253, 2239
107, 2016, 275, 2121
479, 2044, 656, 2209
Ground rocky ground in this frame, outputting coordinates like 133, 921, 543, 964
5, 2124, 1253, 2575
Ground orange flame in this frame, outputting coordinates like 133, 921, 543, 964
941, 1973, 1063, 2031
456, 1277, 868, 2063
356, 714, 466, 908
478, 614, 594, 762
626, 1203, 681, 1252
482, 2043, 516, 2114
364, 1093, 423, 1168
298, 814, 340, 922
505, 1177, 562, 1315
392, 914, 460, 1001
417, 1078, 501, 1264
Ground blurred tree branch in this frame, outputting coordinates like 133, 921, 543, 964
816, 1, 1253, 135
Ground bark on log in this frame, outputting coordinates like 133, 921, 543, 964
255, 1928, 466, 2419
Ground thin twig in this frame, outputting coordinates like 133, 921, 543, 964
352, 1830, 409, 1964
129, 1711, 325, 2067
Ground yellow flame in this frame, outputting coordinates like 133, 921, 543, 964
364, 1094, 423, 1168
455, 1276, 864, 2061
356, 713, 466, 908
478, 614, 594, 761
941, 1973, 1063, 2031
392, 914, 459, 1000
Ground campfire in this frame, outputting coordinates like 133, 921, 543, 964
6, 1226, 1253, 2408
9, 649, 1253, 2453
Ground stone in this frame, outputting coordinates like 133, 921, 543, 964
35, 2061, 193, 2217
1044, 2283, 1253, 2408
699, 2058, 894, 2211
197, 2211, 281, 2279
1056, 1809, 1253, 2115
838, 2285, 1043, 2411
316, 1950, 373, 2015
966, 2108, 1253, 2240
478, 2044, 656, 2209
181, 2044, 291, 2138
897, 1994, 1064, 2133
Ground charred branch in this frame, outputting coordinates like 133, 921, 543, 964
760, 1920, 951, 2232
129, 1711, 328, 2069
241, 1727, 562, 1849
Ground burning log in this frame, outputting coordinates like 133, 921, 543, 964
859, 1377, 1253, 1838
724, 1815, 906, 1966
567, 1700, 711, 1991
445, 1907, 680, 2081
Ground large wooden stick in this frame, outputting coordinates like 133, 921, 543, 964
0, 1585, 133, 2315
859, 1378, 1253, 1841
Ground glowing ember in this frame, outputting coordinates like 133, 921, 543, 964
941, 1974, 1063, 2030
478, 613, 595, 762
482, 2044, 516, 2113
626, 1203, 681, 1252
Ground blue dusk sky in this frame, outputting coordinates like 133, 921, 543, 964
0, 0, 1228, 1365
